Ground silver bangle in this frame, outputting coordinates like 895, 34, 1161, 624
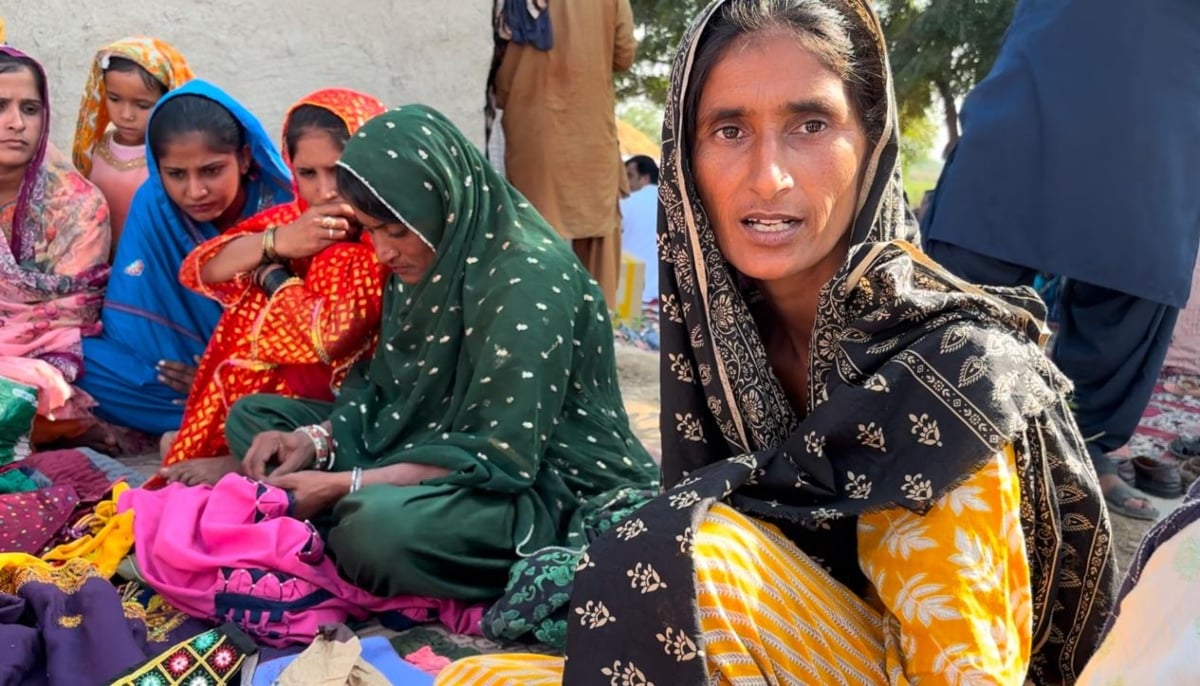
350, 466, 363, 493
294, 424, 335, 471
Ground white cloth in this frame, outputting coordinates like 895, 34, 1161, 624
1077, 518, 1200, 685
619, 184, 659, 302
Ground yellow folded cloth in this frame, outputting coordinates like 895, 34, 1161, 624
41, 481, 134, 578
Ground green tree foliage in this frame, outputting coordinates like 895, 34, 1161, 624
619, 101, 667, 144
620, 0, 706, 105
620, 0, 1017, 164
879, 0, 1016, 157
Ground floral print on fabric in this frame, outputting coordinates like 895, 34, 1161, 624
482, 486, 654, 649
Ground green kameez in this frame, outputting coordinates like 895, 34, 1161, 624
224, 105, 657, 600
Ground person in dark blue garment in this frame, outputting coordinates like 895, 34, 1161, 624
921, 0, 1200, 520
78, 81, 292, 437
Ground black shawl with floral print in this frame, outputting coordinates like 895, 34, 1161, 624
560, 1, 1116, 684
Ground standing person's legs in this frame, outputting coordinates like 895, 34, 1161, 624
1053, 280, 1178, 520
572, 228, 621, 306
924, 240, 1040, 289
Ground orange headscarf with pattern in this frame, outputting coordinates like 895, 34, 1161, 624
72, 37, 194, 176
278, 88, 388, 210
227, 88, 387, 239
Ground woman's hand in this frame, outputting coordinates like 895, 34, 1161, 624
273, 203, 358, 260
241, 429, 317, 481
157, 356, 200, 401
267, 470, 349, 521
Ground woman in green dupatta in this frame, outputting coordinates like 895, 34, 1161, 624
223, 105, 658, 601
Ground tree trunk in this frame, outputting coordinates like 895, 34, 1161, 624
935, 79, 960, 158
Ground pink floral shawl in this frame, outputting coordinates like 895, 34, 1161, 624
0, 47, 110, 418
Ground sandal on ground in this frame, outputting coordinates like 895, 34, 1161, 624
1169, 436, 1200, 460
1131, 456, 1183, 499
1117, 458, 1135, 486
1164, 376, 1200, 398
1181, 457, 1200, 487
1103, 480, 1161, 521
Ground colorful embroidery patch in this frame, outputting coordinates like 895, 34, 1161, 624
204, 645, 239, 675
164, 648, 196, 677
112, 623, 254, 686
189, 630, 218, 652
134, 669, 170, 686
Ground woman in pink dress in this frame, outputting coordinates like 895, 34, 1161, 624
0, 47, 111, 444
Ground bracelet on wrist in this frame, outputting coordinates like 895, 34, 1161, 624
261, 227, 280, 263
294, 424, 335, 471
260, 266, 294, 297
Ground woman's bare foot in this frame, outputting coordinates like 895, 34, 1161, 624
158, 456, 241, 487
1098, 473, 1159, 521
71, 423, 121, 455
159, 431, 178, 457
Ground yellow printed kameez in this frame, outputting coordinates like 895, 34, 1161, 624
436, 446, 1031, 685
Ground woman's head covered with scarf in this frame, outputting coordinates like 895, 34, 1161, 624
658, 0, 917, 466
280, 88, 386, 211
0, 46, 51, 256
637, 2, 1115, 682
72, 37, 194, 176
330, 105, 651, 519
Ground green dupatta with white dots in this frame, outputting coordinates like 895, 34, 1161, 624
332, 105, 657, 552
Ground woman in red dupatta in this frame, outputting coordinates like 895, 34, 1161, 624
157, 89, 387, 486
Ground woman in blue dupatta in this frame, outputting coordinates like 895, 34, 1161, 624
79, 80, 292, 436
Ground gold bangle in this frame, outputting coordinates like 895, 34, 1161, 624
262, 227, 280, 263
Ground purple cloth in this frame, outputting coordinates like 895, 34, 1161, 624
0, 573, 209, 686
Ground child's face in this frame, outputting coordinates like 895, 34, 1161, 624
103, 70, 161, 146
290, 129, 342, 209
157, 132, 249, 224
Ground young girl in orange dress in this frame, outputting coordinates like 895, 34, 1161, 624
72, 37, 193, 253
155, 89, 388, 486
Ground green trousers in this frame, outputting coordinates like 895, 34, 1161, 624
226, 393, 519, 601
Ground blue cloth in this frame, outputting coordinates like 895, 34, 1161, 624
79, 80, 292, 433
250, 636, 433, 686
921, 0, 1200, 308
502, 0, 553, 50
619, 184, 659, 303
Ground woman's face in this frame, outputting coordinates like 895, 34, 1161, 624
290, 129, 343, 209
692, 30, 868, 289
353, 208, 436, 285
103, 69, 162, 147
157, 131, 249, 224
0, 67, 44, 172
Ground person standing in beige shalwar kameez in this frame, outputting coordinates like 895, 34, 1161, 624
494, 0, 636, 305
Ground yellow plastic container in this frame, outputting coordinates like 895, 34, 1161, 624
613, 252, 645, 327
